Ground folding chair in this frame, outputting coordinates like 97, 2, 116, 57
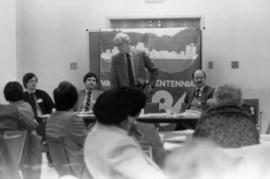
47, 136, 87, 178
0, 130, 27, 179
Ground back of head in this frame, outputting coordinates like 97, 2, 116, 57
193, 105, 259, 148
4, 81, 24, 102
53, 81, 78, 111
93, 87, 146, 125
215, 84, 242, 106
22, 72, 37, 88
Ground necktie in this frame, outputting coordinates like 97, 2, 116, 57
84, 91, 92, 111
29, 93, 38, 117
195, 88, 201, 97
126, 54, 135, 87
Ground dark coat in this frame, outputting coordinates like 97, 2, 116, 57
184, 85, 215, 111
23, 89, 55, 118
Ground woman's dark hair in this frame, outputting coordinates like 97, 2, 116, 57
93, 87, 147, 125
4, 81, 24, 102
83, 72, 98, 83
22, 72, 38, 88
53, 81, 78, 111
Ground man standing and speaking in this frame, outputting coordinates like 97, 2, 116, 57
110, 32, 159, 96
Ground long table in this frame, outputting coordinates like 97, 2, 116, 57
78, 113, 200, 128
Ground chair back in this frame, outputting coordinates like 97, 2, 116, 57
46, 136, 75, 177
3, 130, 27, 166
0, 130, 27, 179
242, 99, 259, 125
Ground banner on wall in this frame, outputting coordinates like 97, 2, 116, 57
98, 28, 201, 112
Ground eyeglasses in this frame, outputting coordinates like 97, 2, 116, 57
28, 79, 38, 83
115, 40, 130, 47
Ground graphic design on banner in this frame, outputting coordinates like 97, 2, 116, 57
99, 28, 201, 112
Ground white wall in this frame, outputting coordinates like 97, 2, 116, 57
0, 0, 17, 103
17, 0, 270, 132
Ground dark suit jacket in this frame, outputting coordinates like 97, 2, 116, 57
23, 89, 55, 118
111, 49, 159, 88
184, 85, 215, 111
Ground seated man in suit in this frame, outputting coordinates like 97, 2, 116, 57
182, 69, 215, 112
76, 72, 102, 112
111, 32, 159, 96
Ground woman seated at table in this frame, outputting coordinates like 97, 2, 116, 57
84, 87, 167, 179
46, 81, 87, 177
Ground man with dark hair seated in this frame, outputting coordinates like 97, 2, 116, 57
75, 72, 103, 112
46, 81, 87, 177
193, 105, 259, 148
84, 87, 167, 179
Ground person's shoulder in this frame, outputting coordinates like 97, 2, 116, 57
78, 89, 86, 95
36, 89, 48, 95
93, 89, 103, 95
112, 53, 122, 60
0, 103, 16, 111
204, 85, 215, 91
15, 100, 32, 108
88, 124, 133, 144
133, 48, 149, 56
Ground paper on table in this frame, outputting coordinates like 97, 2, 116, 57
139, 113, 180, 118
180, 110, 201, 117
164, 142, 183, 151
164, 135, 186, 143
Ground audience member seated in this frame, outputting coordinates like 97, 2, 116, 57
214, 84, 242, 106
84, 87, 167, 179
3, 81, 42, 179
165, 139, 270, 179
46, 81, 87, 178
193, 105, 259, 148
213, 84, 258, 125
182, 69, 215, 112
22, 72, 55, 121
22, 72, 55, 165
75, 72, 103, 112
1, 81, 38, 179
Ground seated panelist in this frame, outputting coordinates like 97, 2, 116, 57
182, 69, 215, 112
75, 72, 103, 112
22, 72, 55, 166
22, 73, 55, 119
